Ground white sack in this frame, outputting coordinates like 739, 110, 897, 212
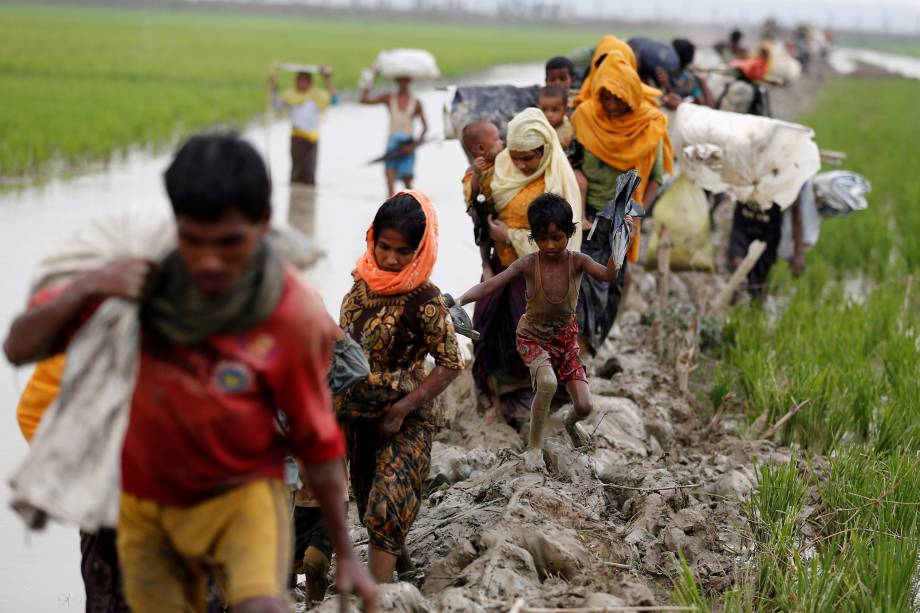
765, 39, 802, 82
676, 103, 820, 211
373, 49, 440, 81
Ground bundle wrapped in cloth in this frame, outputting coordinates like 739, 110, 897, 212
443, 84, 540, 141
676, 103, 820, 210
372, 48, 440, 80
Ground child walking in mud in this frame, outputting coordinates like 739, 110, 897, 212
452, 193, 620, 471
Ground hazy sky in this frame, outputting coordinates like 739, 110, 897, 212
325, 0, 920, 33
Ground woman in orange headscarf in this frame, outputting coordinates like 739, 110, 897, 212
339, 190, 463, 583
572, 51, 674, 353
574, 35, 661, 108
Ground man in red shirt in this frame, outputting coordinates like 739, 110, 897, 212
3, 134, 376, 613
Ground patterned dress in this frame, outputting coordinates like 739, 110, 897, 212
337, 279, 462, 556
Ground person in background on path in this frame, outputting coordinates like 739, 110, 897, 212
716, 29, 749, 62
544, 56, 578, 110
571, 51, 673, 355
575, 35, 664, 114
539, 85, 574, 149
455, 194, 620, 471
667, 39, 716, 108
728, 201, 785, 298
461, 121, 504, 280
3, 134, 376, 613
538, 85, 589, 215
337, 191, 462, 582
270, 68, 337, 237
472, 108, 581, 427
360, 74, 428, 195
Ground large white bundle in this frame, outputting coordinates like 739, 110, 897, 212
676, 103, 820, 210
373, 48, 440, 80
765, 39, 802, 82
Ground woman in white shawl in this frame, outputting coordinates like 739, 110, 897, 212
472, 107, 582, 425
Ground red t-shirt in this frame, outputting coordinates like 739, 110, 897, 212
121, 269, 345, 504
34, 270, 345, 505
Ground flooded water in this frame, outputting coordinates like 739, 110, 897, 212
0, 62, 543, 611
830, 47, 920, 80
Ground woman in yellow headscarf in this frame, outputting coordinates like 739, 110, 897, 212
474, 107, 582, 425
574, 35, 661, 108
571, 51, 674, 353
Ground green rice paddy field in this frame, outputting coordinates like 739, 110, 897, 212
682, 76, 920, 611
0, 3, 614, 176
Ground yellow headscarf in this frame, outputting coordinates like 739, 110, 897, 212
574, 35, 661, 108
491, 108, 581, 217
571, 52, 674, 203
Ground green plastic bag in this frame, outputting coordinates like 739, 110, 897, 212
646, 174, 715, 272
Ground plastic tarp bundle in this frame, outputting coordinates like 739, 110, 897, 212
628, 37, 679, 78
443, 84, 539, 141
646, 175, 715, 271
676, 103, 820, 211
812, 170, 871, 217
372, 48, 440, 80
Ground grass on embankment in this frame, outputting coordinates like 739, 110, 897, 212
677, 76, 920, 611
0, 3, 614, 177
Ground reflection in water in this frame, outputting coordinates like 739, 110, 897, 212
0, 63, 543, 611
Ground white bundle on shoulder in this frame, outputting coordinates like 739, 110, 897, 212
676, 103, 820, 211
372, 49, 440, 80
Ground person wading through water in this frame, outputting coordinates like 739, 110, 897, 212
270, 67, 337, 237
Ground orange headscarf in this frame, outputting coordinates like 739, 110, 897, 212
574, 35, 661, 108
353, 190, 439, 295
572, 52, 674, 203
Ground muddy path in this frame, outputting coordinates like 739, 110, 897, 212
304, 70, 832, 612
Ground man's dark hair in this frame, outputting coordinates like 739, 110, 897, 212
730, 29, 743, 45
372, 193, 427, 249
165, 133, 270, 223
672, 38, 696, 70
538, 84, 567, 104
528, 193, 576, 239
545, 56, 576, 78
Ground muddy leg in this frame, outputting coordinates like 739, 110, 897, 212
528, 364, 558, 449
564, 379, 593, 448
368, 545, 399, 583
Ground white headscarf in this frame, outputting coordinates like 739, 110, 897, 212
491, 108, 582, 224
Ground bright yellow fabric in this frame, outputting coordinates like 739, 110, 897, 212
572, 52, 674, 206
291, 128, 319, 143
117, 479, 291, 611
495, 176, 545, 267
16, 355, 66, 443
574, 35, 661, 108
491, 109, 581, 217
280, 87, 330, 111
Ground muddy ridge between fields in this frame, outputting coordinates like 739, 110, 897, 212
302, 69, 830, 613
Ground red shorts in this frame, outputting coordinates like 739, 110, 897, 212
516, 319, 587, 384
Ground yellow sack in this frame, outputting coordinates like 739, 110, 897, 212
646, 174, 715, 271
17, 354, 66, 443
